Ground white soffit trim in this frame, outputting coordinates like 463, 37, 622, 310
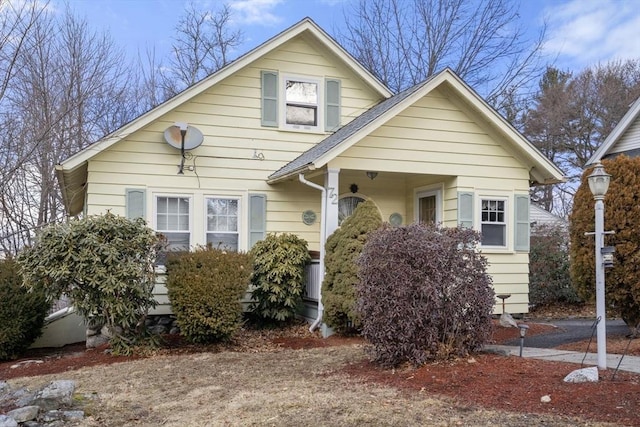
587, 96, 640, 166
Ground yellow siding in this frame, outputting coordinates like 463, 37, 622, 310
332, 88, 532, 311
86, 35, 384, 253
84, 34, 536, 313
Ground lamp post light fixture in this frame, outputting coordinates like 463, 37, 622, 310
587, 161, 611, 370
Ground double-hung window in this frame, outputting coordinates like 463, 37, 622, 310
206, 197, 239, 251
156, 196, 190, 251
284, 77, 320, 129
480, 199, 506, 247
261, 71, 340, 131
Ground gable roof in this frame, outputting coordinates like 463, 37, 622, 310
587, 96, 640, 166
268, 68, 565, 185
56, 18, 392, 215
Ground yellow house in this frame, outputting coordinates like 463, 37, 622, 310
56, 18, 564, 327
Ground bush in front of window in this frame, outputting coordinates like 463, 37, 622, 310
529, 223, 579, 307
322, 200, 382, 334
357, 223, 494, 368
17, 213, 163, 355
0, 258, 49, 360
570, 155, 640, 337
249, 233, 310, 323
166, 247, 251, 343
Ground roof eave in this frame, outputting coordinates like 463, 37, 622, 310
587, 96, 640, 166
60, 18, 392, 171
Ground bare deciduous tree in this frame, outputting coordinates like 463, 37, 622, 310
524, 61, 640, 217
160, 2, 243, 98
0, 4, 138, 255
338, 0, 546, 110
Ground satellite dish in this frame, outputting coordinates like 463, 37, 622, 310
163, 123, 203, 150
163, 123, 203, 174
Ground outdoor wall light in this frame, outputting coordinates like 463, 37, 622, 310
366, 171, 378, 180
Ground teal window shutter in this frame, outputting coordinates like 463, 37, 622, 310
514, 194, 530, 251
126, 188, 146, 220
249, 193, 267, 247
325, 79, 341, 131
261, 71, 278, 127
457, 191, 474, 228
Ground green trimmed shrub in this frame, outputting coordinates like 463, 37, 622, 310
0, 258, 49, 360
529, 223, 579, 307
17, 213, 162, 355
570, 155, 640, 335
250, 233, 310, 322
322, 200, 382, 334
166, 247, 251, 343
357, 223, 494, 367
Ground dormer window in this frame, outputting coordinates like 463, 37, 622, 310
285, 79, 318, 127
261, 70, 341, 132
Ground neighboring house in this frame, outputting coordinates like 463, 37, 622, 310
588, 96, 640, 164
529, 204, 568, 231
55, 18, 563, 325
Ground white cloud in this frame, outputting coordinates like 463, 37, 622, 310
229, 0, 284, 26
543, 0, 640, 69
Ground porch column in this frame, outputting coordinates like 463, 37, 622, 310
325, 168, 340, 237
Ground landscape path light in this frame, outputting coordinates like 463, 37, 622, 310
587, 161, 611, 370
518, 324, 529, 357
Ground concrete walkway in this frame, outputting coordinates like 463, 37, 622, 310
485, 344, 640, 374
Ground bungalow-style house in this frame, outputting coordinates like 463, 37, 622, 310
588, 96, 640, 164
55, 18, 564, 330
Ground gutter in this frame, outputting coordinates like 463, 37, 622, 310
298, 173, 326, 332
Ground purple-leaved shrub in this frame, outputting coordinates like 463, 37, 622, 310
357, 222, 494, 367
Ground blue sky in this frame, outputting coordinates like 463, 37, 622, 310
58, 0, 640, 74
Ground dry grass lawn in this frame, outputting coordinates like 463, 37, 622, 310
9, 344, 616, 427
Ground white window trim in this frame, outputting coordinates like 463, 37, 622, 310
153, 194, 193, 250
478, 196, 509, 250
204, 195, 242, 251
280, 74, 323, 132
414, 184, 443, 224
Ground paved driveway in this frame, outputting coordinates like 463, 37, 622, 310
503, 318, 630, 348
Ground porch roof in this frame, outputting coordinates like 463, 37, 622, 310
268, 68, 565, 186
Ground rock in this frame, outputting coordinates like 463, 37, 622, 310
7, 405, 39, 423
540, 395, 551, 403
169, 326, 181, 334
499, 313, 519, 328
9, 360, 43, 369
0, 379, 84, 426
0, 415, 18, 427
157, 316, 173, 326
63, 410, 85, 420
86, 334, 109, 348
563, 367, 599, 383
32, 380, 75, 411
149, 324, 167, 335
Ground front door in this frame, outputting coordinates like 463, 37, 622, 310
415, 188, 442, 224
418, 194, 437, 223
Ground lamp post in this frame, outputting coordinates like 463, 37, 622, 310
587, 161, 611, 370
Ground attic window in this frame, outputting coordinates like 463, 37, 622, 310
285, 78, 319, 129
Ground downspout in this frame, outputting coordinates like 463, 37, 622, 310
298, 173, 326, 332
